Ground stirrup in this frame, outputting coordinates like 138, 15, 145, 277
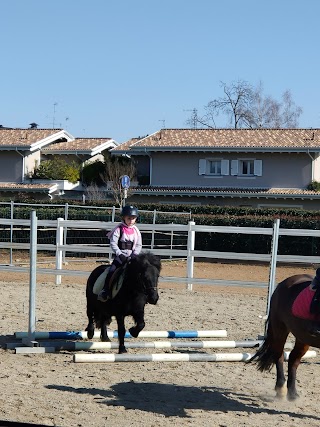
97, 290, 110, 302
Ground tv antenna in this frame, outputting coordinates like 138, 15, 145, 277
183, 108, 198, 129
52, 102, 58, 129
158, 119, 166, 129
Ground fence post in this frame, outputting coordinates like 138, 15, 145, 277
151, 210, 156, 250
170, 222, 174, 259
55, 218, 64, 285
187, 221, 195, 291
63, 203, 69, 263
266, 218, 280, 320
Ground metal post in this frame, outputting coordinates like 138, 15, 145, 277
170, 222, 174, 259
123, 188, 127, 208
9, 200, 14, 265
55, 218, 64, 285
23, 210, 37, 346
266, 218, 280, 320
187, 221, 195, 291
151, 210, 156, 250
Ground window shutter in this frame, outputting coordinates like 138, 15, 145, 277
254, 160, 262, 176
198, 159, 206, 175
231, 160, 238, 176
221, 160, 229, 175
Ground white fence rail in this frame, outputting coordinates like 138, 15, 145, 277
0, 215, 319, 293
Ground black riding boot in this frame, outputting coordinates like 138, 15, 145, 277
97, 269, 114, 302
309, 323, 320, 337
308, 268, 320, 336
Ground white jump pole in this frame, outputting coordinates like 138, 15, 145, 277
10, 339, 261, 351
73, 350, 317, 363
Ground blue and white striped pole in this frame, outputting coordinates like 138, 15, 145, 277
14, 329, 228, 340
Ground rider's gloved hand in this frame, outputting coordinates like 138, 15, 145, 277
119, 254, 127, 263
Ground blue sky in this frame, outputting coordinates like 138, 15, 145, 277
1, 0, 320, 143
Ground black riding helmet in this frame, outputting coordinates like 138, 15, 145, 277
121, 205, 139, 217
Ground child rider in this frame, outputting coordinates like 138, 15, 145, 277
97, 205, 142, 302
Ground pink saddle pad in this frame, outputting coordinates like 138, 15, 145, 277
292, 286, 320, 321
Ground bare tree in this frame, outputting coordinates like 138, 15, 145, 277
185, 108, 216, 129
100, 155, 137, 207
83, 183, 106, 202
247, 83, 303, 128
188, 80, 303, 129
280, 90, 303, 128
205, 80, 254, 129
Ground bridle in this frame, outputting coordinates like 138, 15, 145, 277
137, 271, 158, 295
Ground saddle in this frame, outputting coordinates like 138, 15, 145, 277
108, 265, 127, 298
93, 265, 127, 298
292, 283, 320, 320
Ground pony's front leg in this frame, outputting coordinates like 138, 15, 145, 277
85, 304, 95, 339
85, 321, 95, 340
275, 353, 287, 399
116, 315, 127, 354
286, 343, 309, 401
100, 316, 111, 342
129, 305, 145, 338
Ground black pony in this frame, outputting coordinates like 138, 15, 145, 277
85, 251, 161, 353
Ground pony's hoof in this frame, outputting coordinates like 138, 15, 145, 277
101, 335, 111, 342
129, 327, 139, 338
86, 327, 94, 340
119, 346, 127, 354
287, 392, 299, 402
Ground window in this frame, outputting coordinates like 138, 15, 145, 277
239, 160, 254, 176
209, 160, 221, 175
231, 159, 262, 177
199, 159, 229, 176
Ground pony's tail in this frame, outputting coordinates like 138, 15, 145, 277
247, 319, 278, 372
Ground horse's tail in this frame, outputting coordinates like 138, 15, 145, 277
247, 318, 278, 372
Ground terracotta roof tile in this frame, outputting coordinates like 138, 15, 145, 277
42, 137, 113, 152
0, 182, 57, 192
0, 128, 63, 147
130, 186, 320, 197
114, 128, 320, 151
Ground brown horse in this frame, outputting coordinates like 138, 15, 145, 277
249, 273, 320, 401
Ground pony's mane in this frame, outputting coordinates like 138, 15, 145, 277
136, 251, 162, 272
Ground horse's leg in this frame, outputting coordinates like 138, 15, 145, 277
100, 314, 111, 342
85, 298, 95, 340
268, 321, 289, 399
129, 303, 145, 338
286, 341, 309, 401
116, 315, 127, 354
275, 353, 287, 399
85, 322, 95, 339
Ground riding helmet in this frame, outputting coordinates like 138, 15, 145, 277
121, 205, 139, 217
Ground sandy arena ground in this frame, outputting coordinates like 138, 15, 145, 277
1, 255, 320, 426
